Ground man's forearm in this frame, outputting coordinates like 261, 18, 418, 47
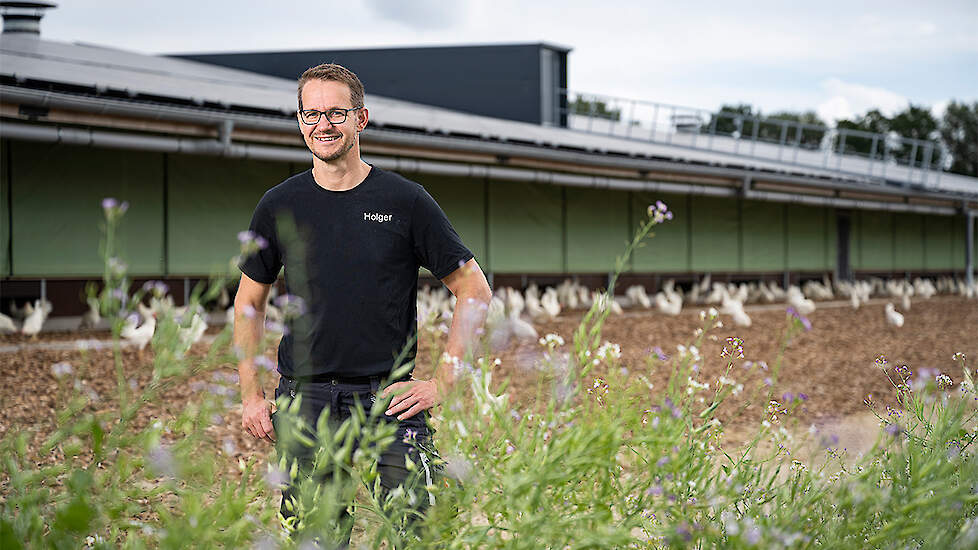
233, 304, 267, 403
434, 288, 491, 390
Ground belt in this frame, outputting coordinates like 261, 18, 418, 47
283, 372, 411, 386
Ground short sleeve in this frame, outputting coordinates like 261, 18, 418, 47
411, 186, 474, 280
238, 197, 283, 284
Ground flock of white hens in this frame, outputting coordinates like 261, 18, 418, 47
416, 274, 976, 351
2, 274, 974, 352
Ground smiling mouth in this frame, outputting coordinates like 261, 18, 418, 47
314, 134, 341, 142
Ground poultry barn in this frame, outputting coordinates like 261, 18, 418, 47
0, 12, 976, 332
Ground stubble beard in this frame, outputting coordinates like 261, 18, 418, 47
309, 132, 357, 163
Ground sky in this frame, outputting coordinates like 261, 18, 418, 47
37, 0, 978, 124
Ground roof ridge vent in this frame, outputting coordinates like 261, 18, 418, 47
1, 1, 57, 36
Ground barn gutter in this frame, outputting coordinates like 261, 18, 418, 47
1, 120, 968, 218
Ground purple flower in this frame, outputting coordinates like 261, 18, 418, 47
786, 306, 812, 331
274, 294, 307, 318
120, 201, 129, 213
798, 393, 808, 401
885, 423, 903, 438
656, 455, 670, 467
652, 346, 669, 362
264, 320, 289, 335
102, 197, 118, 210
645, 484, 663, 497
402, 428, 418, 444
148, 444, 176, 477
264, 465, 289, 489
51, 361, 73, 378
254, 355, 276, 372
782, 392, 794, 403
237, 230, 269, 250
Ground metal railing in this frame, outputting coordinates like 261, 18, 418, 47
557, 89, 950, 188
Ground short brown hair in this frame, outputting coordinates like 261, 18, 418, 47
297, 63, 364, 110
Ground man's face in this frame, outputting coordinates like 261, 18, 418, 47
297, 79, 366, 163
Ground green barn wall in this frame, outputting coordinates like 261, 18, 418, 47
631, 192, 689, 272
924, 215, 954, 270
10, 142, 164, 277
3, 139, 971, 281
690, 195, 739, 271
950, 215, 966, 269
414, 174, 487, 277
856, 210, 894, 270
787, 204, 831, 270
894, 213, 924, 270
165, 155, 291, 276
488, 180, 563, 273
565, 187, 630, 272
741, 200, 785, 271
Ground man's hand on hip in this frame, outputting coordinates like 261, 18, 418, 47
242, 395, 276, 442
382, 379, 441, 420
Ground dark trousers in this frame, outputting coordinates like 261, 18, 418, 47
271, 374, 439, 547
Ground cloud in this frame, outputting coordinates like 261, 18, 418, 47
362, 0, 465, 30
816, 78, 909, 122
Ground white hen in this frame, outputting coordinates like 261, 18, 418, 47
0, 312, 17, 333
885, 303, 904, 328
654, 291, 682, 316
122, 311, 157, 351
20, 299, 48, 337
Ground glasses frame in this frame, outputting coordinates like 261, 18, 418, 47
298, 106, 363, 126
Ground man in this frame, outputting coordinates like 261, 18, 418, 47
234, 63, 492, 545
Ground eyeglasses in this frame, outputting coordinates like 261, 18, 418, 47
298, 106, 362, 125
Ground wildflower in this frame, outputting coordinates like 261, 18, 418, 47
720, 337, 745, 359
264, 464, 289, 489
264, 319, 289, 335
443, 455, 473, 482
645, 484, 663, 497
51, 361, 73, 378
647, 200, 673, 224
874, 355, 887, 370
253, 355, 276, 372
596, 341, 622, 361
403, 428, 418, 444
937, 373, 953, 390
148, 443, 176, 477
101, 197, 129, 221
107, 257, 128, 277
652, 346, 669, 362
237, 230, 269, 251
273, 294, 307, 318
786, 306, 812, 331
884, 423, 903, 438
539, 332, 565, 350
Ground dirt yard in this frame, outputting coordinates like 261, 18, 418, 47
1, 296, 974, 473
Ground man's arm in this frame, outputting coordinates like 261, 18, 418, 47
234, 272, 275, 441
383, 258, 493, 420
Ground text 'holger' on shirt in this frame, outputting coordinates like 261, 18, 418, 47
364, 212, 393, 223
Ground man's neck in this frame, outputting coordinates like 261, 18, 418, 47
311, 155, 372, 191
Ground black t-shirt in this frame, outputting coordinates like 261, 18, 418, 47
238, 165, 474, 378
